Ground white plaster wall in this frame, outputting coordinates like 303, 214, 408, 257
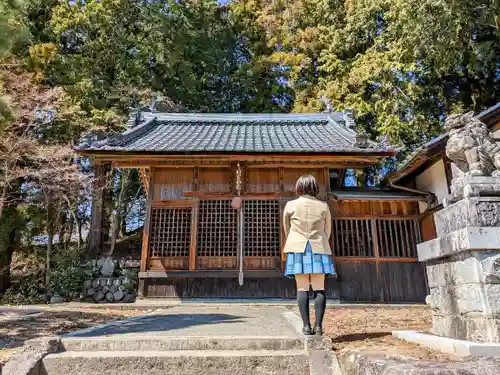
415, 158, 449, 212
493, 128, 500, 138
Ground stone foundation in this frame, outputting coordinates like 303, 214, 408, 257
82, 257, 138, 303
84, 277, 136, 303
418, 177, 500, 343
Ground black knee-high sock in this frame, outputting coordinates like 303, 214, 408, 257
297, 291, 311, 328
314, 290, 326, 328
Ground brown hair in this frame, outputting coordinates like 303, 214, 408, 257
295, 174, 319, 197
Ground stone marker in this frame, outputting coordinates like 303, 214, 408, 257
100, 257, 115, 277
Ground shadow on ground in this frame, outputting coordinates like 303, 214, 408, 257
331, 332, 390, 343
66, 314, 246, 337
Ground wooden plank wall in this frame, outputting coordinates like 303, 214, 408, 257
246, 168, 280, 193
329, 199, 428, 302
199, 167, 231, 193
282, 168, 327, 197
153, 168, 194, 200
144, 277, 340, 299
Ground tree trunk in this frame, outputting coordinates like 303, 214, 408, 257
120, 204, 128, 237
89, 162, 106, 256
58, 212, 67, 249
101, 165, 114, 254
46, 230, 53, 288
67, 213, 74, 245
77, 220, 84, 245
45, 198, 54, 289
109, 169, 129, 255
0, 206, 20, 293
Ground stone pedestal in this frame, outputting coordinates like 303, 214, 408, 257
418, 178, 500, 343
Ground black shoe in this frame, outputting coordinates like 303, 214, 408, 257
302, 326, 313, 335
313, 326, 324, 336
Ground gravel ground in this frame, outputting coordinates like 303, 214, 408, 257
0, 307, 149, 366
319, 306, 458, 360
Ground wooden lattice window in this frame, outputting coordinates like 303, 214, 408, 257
376, 219, 421, 258
148, 207, 192, 258
243, 200, 280, 257
333, 218, 374, 257
197, 200, 237, 257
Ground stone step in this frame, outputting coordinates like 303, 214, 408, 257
40, 350, 311, 375
61, 336, 305, 352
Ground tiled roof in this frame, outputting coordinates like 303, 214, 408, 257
77, 112, 394, 154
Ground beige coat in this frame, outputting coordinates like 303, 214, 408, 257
282, 195, 332, 255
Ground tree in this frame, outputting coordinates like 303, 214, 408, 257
0, 0, 29, 128
315, 0, 500, 147
24, 146, 93, 286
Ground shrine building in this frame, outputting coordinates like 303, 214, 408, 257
77, 111, 431, 302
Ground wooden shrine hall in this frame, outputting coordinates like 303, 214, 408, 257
77, 111, 430, 302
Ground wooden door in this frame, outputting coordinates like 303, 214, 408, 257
196, 199, 238, 269
242, 199, 281, 270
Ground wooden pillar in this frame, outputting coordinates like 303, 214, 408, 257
189, 200, 199, 272
89, 161, 106, 255
279, 167, 284, 194
138, 168, 154, 298
323, 167, 330, 200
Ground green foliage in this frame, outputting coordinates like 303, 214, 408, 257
319, 0, 500, 146
2, 270, 46, 305
231, 0, 500, 151
48, 259, 91, 300
121, 267, 138, 292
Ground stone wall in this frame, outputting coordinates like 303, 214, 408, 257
82, 257, 138, 303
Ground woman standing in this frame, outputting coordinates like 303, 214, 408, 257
283, 175, 335, 335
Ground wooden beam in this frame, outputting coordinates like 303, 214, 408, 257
151, 200, 197, 208
83, 152, 392, 163
111, 161, 377, 169
331, 213, 421, 219
138, 270, 285, 279
334, 257, 418, 263
183, 191, 288, 199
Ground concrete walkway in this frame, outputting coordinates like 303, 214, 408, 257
64, 305, 301, 338
38, 305, 337, 375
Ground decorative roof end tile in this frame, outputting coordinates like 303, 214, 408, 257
342, 109, 356, 129
354, 133, 369, 148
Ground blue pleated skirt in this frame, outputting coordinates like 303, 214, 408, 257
284, 241, 336, 277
